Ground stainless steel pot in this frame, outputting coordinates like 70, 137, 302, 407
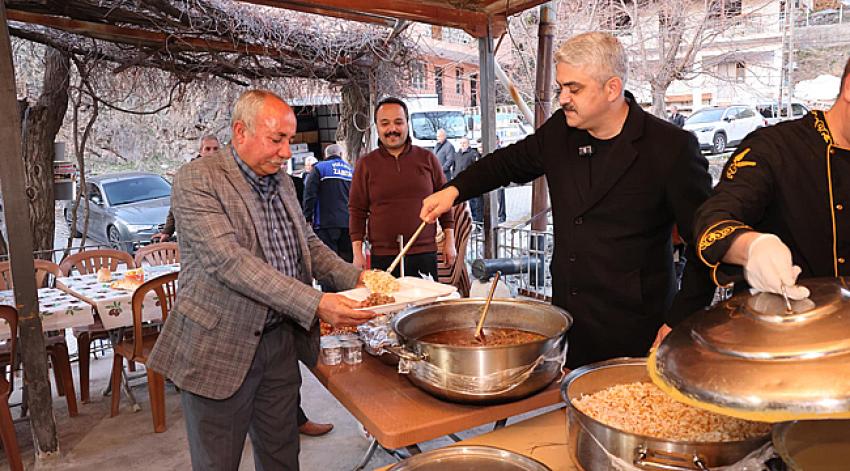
772, 420, 850, 471
387, 445, 551, 470
561, 358, 770, 471
390, 298, 572, 404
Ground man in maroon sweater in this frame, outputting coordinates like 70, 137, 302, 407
349, 98, 456, 278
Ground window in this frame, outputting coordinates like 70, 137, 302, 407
431, 25, 443, 41
410, 111, 467, 140
455, 67, 464, 95
735, 62, 746, 82
435, 67, 444, 105
411, 62, 426, 90
102, 176, 171, 206
598, 0, 632, 32
708, 0, 742, 19
791, 103, 807, 116
737, 107, 755, 118
470, 74, 478, 108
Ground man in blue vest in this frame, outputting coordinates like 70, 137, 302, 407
304, 144, 354, 262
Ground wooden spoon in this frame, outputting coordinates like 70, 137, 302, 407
474, 271, 501, 343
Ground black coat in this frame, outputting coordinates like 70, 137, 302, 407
449, 94, 715, 368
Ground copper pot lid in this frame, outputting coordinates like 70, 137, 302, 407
651, 277, 850, 422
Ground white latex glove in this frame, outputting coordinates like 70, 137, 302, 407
744, 234, 810, 300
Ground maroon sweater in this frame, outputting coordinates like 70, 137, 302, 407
349, 142, 454, 256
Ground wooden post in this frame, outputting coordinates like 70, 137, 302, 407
531, 2, 555, 232
478, 24, 498, 259
0, 3, 60, 460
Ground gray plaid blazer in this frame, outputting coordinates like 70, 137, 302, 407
147, 147, 361, 400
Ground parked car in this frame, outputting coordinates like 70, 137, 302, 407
683, 105, 767, 154
756, 102, 810, 126
64, 172, 171, 253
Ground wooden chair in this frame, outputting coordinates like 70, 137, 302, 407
0, 259, 64, 290
0, 281, 78, 418
59, 249, 136, 403
134, 242, 179, 267
437, 203, 473, 297
110, 272, 178, 433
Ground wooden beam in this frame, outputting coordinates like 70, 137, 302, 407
484, 0, 549, 17
0, 2, 60, 462
239, 0, 497, 37
5, 9, 313, 61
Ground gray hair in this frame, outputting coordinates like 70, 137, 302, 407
232, 89, 280, 131
324, 143, 344, 159
554, 32, 628, 87
304, 156, 318, 167
198, 134, 219, 148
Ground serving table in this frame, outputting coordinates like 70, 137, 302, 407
311, 352, 563, 470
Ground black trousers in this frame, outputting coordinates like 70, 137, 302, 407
371, 252, 438, 279
181, 323, 301, 470
315, 227, 353, 263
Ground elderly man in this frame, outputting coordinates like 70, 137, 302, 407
668, 106, 685, 128
694, 56, 850, 294
304, 143, 354, 263
151, 134, 220, 243
148, 89, 374, 470
349, 97, 456, 278
421, 32, 714, 368
433, 128, 456, 178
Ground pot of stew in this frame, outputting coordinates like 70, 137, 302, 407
389, 298, 572, 404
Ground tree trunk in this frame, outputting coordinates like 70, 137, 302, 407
338, 80, 369, 164
650, 83, 669, 119
20, 48, 70, 257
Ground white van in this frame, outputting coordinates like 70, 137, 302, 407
406, 104, 467, 151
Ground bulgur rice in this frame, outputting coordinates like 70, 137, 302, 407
572, 381, 771, 442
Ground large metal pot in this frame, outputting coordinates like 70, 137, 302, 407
561, 358, 770, 471
389, 298, 572, 404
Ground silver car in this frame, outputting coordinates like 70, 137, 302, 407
64, 172, 171, 252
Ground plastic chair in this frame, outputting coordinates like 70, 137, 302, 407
0, 259, 63, 290
134, 242, 179, 267
59, 249, 136, 403
0, 305, 77, 418
110, 272, 178, 432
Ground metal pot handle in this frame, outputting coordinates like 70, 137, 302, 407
384, 344, 428, 362
634, 446, 709, 471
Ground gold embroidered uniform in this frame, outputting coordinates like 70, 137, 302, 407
694, 110, 850, 286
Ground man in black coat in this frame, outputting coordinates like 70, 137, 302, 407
668, 106, 686, 128
420, 32, 715, 368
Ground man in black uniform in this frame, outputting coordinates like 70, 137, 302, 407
694, 57, 850, 292
420, 32, 715, 368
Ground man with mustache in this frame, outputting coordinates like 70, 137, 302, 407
420, 32, 715, 368
349, 97, 456, 278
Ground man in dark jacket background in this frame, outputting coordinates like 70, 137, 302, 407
421, 32, 714, 368
304, 144, 354, 263
434, 128, 457, 179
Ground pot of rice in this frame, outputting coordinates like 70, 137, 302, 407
561, 358, 771, 471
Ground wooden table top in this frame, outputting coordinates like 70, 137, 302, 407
376, 408, 578, 471
311, 354, 563, 450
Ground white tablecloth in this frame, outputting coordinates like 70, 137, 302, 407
0, 288, 95, 340
56, 264, 180, 330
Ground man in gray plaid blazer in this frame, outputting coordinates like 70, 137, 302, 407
148, 90, 375, 470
